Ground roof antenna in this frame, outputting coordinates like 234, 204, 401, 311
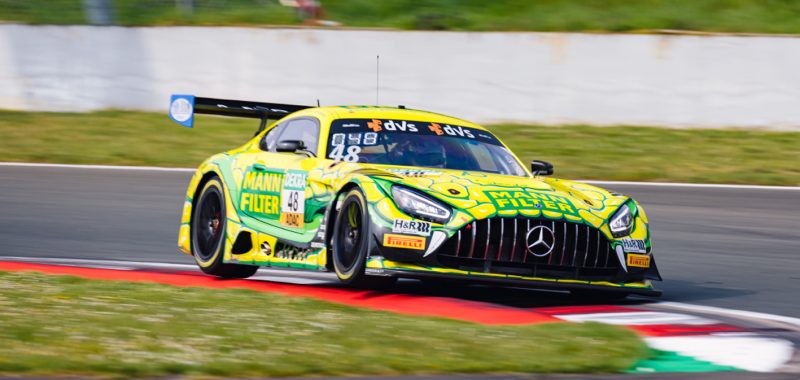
376, 55, 380, 106
316, 99, 320, 107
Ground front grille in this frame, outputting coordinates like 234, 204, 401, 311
436, 217, 619, 280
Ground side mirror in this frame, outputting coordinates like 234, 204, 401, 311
276, 140, 306, 153
531, 160, 554, 176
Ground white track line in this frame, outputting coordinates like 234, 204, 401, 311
655, 301, 800, 329
0, 162, 194, 172
1, 161, 798, 190
643, 334, 794, 372
0, 256, 338, 281
550, 307, 796, 372
1, 256, 198, 270
555, 311, 718, 326
581, 180, 800, 191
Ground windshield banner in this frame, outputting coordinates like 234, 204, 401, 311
327, 118, 501, 162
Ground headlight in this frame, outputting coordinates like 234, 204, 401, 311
391, 186, 451, 224
609, 203, 634, 237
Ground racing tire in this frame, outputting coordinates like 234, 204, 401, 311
331, 188, 397, 289
570, 289, 629, 302
191, 177, 258, 279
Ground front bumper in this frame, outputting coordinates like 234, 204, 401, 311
367, 214, 661, 291
365, 256, 662, 297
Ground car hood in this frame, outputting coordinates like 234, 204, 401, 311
359, 165, 629, 230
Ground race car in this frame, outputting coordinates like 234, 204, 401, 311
169, 95, 662, 298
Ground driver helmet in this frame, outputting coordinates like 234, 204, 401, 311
393, 134, 446, 167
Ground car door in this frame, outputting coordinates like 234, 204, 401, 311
232, 117, 324, 236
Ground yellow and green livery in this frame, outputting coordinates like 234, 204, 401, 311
171, 95, 662, 298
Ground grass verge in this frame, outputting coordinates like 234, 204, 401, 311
0, 271, 647, 377
3, 0, 800, 35
1, 109, 798, 186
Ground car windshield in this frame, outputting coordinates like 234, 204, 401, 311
326, 118, 527, 177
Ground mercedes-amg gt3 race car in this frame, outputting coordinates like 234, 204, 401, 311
169, 95, 662, 298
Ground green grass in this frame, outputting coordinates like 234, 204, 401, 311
489, 123, 800, 186
0, 109, 253, 168
2, 0, 800, 34
324, 0, 800, 34
1, 109, 798, 186
0, 271, 647, 377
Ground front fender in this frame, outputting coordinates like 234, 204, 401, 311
177, 155, 238, 255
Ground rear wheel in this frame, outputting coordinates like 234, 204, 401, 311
331, 189, 396, 288
192, 177, 258, 279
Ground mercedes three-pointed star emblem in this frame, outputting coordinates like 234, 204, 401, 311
525, 225, 555, 257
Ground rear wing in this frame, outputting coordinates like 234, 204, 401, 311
168, 94, 312, 131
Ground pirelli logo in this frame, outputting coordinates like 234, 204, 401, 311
627, 254, 651, 268
383, 234, 426, 250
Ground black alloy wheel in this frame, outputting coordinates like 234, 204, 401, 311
331, 188, 396, 288
191, 177, 258, 279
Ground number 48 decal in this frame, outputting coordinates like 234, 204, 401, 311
329, 145, 361, 162
284, 191, 300, 212
280, 170, 307, 228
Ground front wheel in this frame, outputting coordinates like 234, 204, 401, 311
331, 189, 396, 288
191, 177, 258, 279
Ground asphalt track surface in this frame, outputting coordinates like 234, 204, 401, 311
0, 165, 798, 318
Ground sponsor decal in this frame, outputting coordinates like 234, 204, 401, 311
383, 234, 426, 250
280, 170, 307, 228
392, 219, 432, 236
427, 122, 474, 138
486, 189, 577, 215
382, 120, 418, 132
331, 132, 377, 148
273, 244, 314, 261
627, 253, 651, 268
621, 238, 647, 253
168, 94, 195, 128
367, 119, 383, 132
331, 133, 346, 146
170, 98, 192, 122
240, 169, 283, 217
363, 132, 378, 145
428, 123, 444, 135
386, 168, 441, 177
347, 133, 361, 145
329, 119, 503, 155
441, 124, 474, 138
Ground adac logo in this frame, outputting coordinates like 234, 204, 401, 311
526, 225, 555, 257
367, 119, 382, 132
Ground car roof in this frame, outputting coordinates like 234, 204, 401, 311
289, 106, 488, 131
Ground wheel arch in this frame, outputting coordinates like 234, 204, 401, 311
189, 168, 229, 255
323, 181, 361, 270
188, 171, 224, 256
